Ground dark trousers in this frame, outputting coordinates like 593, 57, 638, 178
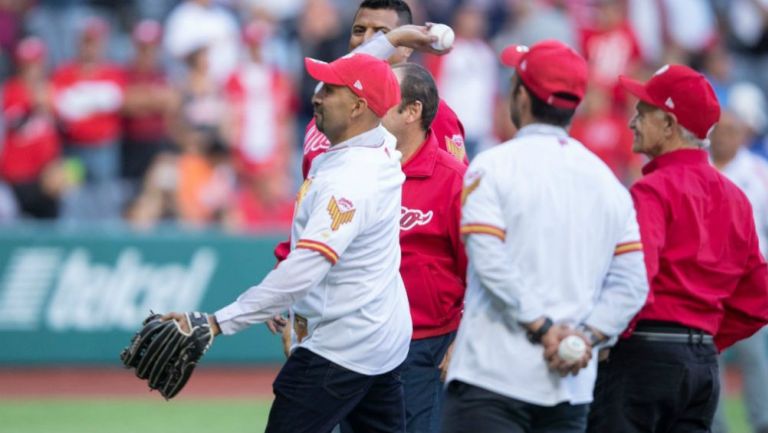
441, 381, 589, 433
265, 348, 406, 433
587, 337, 719, 433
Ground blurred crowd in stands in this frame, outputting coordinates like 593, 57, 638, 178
1, 0, 768, 234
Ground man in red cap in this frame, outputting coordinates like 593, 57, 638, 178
164, 52, 410, 433
587, 65, 768, 433
441, 39, 649, 433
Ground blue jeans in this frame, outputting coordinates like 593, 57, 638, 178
266, 348, 406, 433
403, 332, 455, 433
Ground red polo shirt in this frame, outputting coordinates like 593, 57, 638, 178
400, 129, 467, 339
630, 148, 768, 350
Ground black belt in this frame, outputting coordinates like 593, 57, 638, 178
632, 321, 714, 345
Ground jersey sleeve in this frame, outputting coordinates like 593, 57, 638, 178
295, 178, 368, 265
460, 158, 506, 241
584, 204, 649, 339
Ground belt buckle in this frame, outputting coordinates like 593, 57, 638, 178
688, 329, 703, 344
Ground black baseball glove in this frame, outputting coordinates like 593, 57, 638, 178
120, 311, 214, 399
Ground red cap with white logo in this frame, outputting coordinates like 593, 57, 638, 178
619, 64, 720, 139
500, 39, 587, 109
304, 53, 401, 118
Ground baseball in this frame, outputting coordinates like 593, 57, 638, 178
557, 335, 587, 362
429, 23, 454, 51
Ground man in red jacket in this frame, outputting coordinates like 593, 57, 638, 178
587, 65, 768, 433
376, 62, 466, 433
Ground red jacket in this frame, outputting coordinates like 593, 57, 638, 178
399, 130, 467, 338
629, 149, 768, 350
0, 78, 60, 183
52, 62, 125, 145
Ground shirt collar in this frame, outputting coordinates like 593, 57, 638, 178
642, 148, 710, 175
514, 123, 569, 139
328, 124, 386, 152
402, 129, 439, 178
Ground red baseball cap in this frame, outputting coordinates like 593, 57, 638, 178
500, 39, 587, 109
619, 64, 720, 139
304, 53, 401, 118
15, 37, 46, 63
132, 19, 162, 45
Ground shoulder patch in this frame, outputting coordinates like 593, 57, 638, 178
327, 196, 356, 231
445, 134, 466, 162
296, 178, 312, 207
461, 170, 482, 205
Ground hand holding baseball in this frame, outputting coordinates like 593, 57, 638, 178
542, 325, 592, 376
385, 24, 453, 55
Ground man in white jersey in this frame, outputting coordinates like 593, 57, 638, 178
164, 52, 411, 433
441, 40, 649, 433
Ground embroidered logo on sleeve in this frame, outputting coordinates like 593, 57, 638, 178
327, 196, 356, 231
445, 135, 466, 162
461, 170, 482, 205
296, 178, 312, 207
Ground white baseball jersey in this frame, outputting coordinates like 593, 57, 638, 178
447, 123, 648, 406
215, 125, 411, 375
720, 148, 768, 254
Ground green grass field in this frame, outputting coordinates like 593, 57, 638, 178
0, 397, 754, 433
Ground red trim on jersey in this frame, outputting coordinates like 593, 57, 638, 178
614, 241, 643, 256
295, 239, 339, 264
460, 223, 506, 241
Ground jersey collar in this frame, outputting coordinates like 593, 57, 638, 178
515, 123, 569, 139
402, 129, 439, 178
328, 124, 386, 152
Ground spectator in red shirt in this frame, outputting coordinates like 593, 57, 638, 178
222, 20, 297, 234
52, 17, 124, 185
587, 64, 768, 433
569, 84, 642, 185
0, 36, 62, 218
578, 0, 642, 110
121, 19, 177, 193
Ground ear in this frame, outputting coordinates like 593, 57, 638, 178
664, 112, 679, 138
406, 101, 423, 125
350, 96, 369, 119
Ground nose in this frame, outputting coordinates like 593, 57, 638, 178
628, 114, 638, 131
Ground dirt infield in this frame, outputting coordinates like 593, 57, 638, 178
0, 366, 281, 399
0, 365, 743, 400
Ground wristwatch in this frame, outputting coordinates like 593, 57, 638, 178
578, 325, 606, 347
526, 317, 553, 344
